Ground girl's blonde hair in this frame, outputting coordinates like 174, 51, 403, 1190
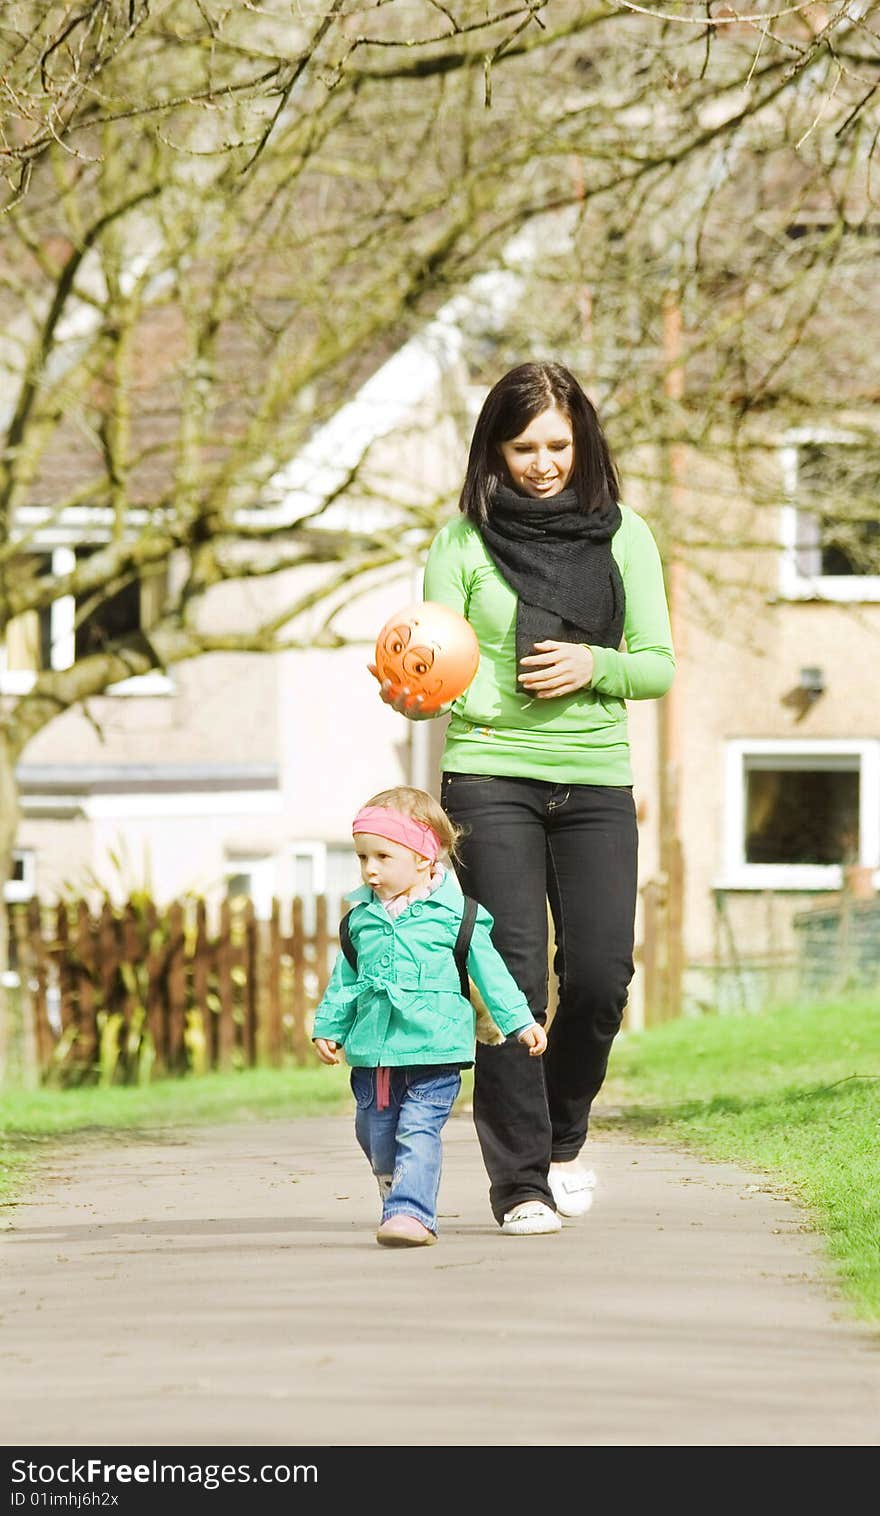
362, 786, 462, 861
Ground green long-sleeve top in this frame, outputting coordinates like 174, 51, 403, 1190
423, 505, 675, 785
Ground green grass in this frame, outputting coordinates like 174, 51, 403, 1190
604, 994, 880, 1321
0, 1063, 350, 1205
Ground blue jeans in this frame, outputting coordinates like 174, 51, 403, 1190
350, 1065, 462, 1234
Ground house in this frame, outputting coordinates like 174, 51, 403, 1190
671, 427, 880, 1014
4, 230, 878, 1028
1, 244, 527, 938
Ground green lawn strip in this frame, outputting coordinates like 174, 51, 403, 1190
604, 995, 880, 1321
0, 1064, 351, 1206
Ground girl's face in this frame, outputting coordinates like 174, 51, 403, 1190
355, 833, 432, 902
498, 405, 575, 499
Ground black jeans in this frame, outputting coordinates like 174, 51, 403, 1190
440, 773, 638, 1224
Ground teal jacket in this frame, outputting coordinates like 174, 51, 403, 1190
312, 871, 535, 1067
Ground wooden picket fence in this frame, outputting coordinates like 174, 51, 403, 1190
6, 893, 339, 1085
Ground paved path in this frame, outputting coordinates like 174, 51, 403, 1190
2, 1112, 879, 1447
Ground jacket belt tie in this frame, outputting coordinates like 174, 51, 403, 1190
376, 1066, 391, 1110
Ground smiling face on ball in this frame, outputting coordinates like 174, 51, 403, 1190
378, 621, 444, 700
375, 601, 480, 710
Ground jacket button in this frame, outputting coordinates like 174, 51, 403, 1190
411, 904, 423, 915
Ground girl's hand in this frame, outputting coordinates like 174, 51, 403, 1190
518, 641, 594, 698
517, 1024, 547, 1057
314, 1038, 341, 1065
367, 663, 436, 720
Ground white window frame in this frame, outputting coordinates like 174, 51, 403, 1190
288, 843, 329, 935
0, 546, 174, 696
291, 842, 328, 895
779, 430, 880, 602
719, 738, 880, 891
289, 842, 359, 930
4, 848, 36, 903
224, 856, 275, 919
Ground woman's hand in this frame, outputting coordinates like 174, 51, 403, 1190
313, 1038, 341, 1065
367, 663, 439, 720
517, 641, 594, 698
517, 1023, 547, 1057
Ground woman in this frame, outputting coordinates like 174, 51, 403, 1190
372, 362, 675, 1235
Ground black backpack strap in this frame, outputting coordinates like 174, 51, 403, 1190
339, 910, 358, 974
453, 896, 478, 1001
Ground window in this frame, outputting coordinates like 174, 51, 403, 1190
225, 857, 275, 919
4, 849, 36, 903
75, 567, 141, 659
722, 740, 880, 889
291, 843, 359, 932
325, 843, 359, 919
1, 547, 171, 695
780, 436, 880, 601
2, 553, 58, 692
3, 555, 53, 676
745, 767, 858, 865
74, 547, 165, 659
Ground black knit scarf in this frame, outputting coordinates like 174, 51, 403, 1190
481, 482, 625, 688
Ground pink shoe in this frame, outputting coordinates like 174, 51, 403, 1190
376, 1214, 437, 1248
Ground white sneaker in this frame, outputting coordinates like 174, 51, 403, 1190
500, 1201, 562, 1236
548, 1165, 596, 1218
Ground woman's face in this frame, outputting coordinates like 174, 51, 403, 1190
498, 405, 575, 499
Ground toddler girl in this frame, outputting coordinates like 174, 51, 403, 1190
312, 786, 546, 1247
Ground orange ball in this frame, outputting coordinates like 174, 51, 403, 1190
375, 601, 480, 713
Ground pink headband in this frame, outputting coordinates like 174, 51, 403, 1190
352, 806, 442, 861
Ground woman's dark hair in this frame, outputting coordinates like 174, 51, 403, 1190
458, 361, 620, 524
